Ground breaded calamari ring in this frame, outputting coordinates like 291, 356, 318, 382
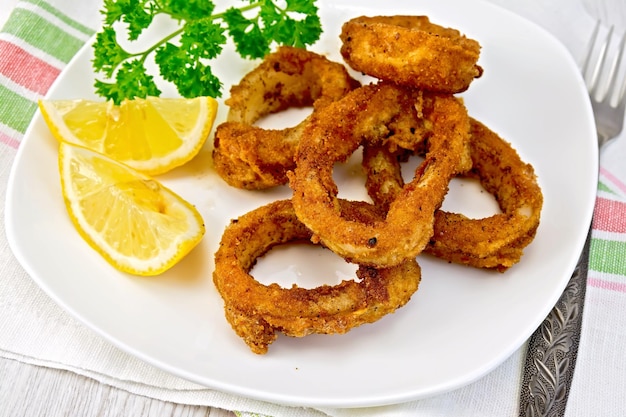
212, 46, 360, 190
340, 15, 482, 93
213, 199, 421, 354
288, 82, 472, 267
363, 118, 543, 271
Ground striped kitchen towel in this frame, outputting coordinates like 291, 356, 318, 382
0, 0, 96, 150
590, 166, 626, 285
565, 140, 626, 416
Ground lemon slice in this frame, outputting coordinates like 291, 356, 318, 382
40, 96, 218, 175
59, 142, 205, 276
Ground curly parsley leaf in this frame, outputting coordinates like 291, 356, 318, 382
93, 0, 322, 104
180, 18, 227, 60
92, 26, 131, 77
156, 44, 222, 98
222, 7, 271, 59
260, 0, 322, 48
94, 59, 161, 103
159, 0, 215, 23
102, 0, 154, 40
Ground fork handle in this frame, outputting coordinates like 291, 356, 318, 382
518, 228, 591, 417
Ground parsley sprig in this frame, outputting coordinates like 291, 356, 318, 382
92, 0, 322, 103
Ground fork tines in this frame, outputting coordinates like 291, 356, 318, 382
582, 21, 626, 106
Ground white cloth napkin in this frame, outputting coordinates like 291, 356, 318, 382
2, 0, 625, 416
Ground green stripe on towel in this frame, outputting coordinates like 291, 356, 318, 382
597, 181, 615, 195
590, 238, 626, 276
24, 0, 95, 36
2, 8, 84, 63
0, 84, 38, 133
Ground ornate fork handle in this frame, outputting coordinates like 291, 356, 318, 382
519, 230, 591, 417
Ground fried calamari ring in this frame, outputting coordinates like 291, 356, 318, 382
363, 118, 543, 271
288, 82, 471, 267
213, 46, 360, 190
213, 199, 421, 354
340, 15, 482, 93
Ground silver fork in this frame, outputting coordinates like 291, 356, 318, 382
583, 21, 626, 145
519, 21, 626, 417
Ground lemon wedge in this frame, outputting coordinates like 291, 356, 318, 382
59, 142, 205, 276
40, 96, 218, 176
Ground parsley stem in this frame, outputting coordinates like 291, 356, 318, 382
133, 26, 184, 65
210, 2, 260, 21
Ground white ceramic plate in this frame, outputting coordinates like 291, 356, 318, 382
5, 0, 597, 408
